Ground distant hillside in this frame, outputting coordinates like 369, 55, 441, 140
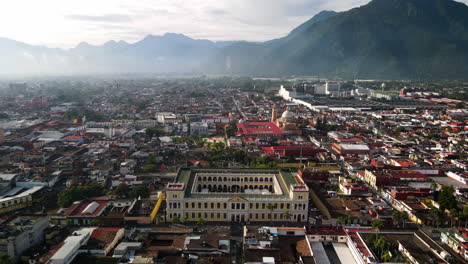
209, 0, 468, 79
1, 0, 468, 79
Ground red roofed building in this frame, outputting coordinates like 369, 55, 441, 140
60, 196, 112, 225
236, 122, 284, 138
84, 227, 125, 256
390, 186, 432, 200
297, 168, 330, 183
390, 170, 427, 181
261, 146, 325, 157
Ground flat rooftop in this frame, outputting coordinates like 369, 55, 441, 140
430, 176, 467, 189
172, 168, 302, 199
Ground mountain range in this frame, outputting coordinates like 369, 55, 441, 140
1, 0, 468, 79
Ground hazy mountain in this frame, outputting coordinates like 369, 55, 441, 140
212, 0, 468, 79
1, 0, 468, 78
270, 10, 339, 44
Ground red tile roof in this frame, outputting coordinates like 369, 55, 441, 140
236, 122, 284, 136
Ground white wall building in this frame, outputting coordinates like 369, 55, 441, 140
49, 228, 95, 264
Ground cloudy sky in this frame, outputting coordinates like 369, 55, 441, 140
1, 0, 467, 49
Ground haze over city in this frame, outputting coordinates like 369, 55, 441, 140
2, 0, 467, 48
0, 1, 467, 264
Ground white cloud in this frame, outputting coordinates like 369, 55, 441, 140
0, 0, 467, 48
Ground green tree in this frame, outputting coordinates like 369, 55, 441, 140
197, 218, 205, 225
372, 219, 384, 232
171, 215, 180, 224
146, 153, 159, 165
173, 137, 185, 143
143, 164, 157, 172
283, 211, 292, 221
437, 186, 457, 211
430, 207, 444, 228
225, 122, 237, 138
337, 216, 345, 226
58, 184, 105, 208
346, 215, 353, 225
266, 203, 277, 218
155, 213, 164, 224
374, 236, 389, 256
113, 183, 130, 198
392, 211, 401, 227
462, 206, 468, 228
392, 256, 405, 262
381, 251, 392, 262
365, 234, 379, 248
450, 208, 459, 228
400, 211, 408, 228
195, 139, 206, 148
131, 185, 150, 199
145, 127, 165, 138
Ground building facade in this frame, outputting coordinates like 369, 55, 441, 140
0, 215, 49, 262
165, 168, 309, 223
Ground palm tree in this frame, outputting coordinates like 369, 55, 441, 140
463, 206, 468, 228
381, 251, 392, 262
400, 211, 408, 228
392, 211, 401, 227
372, 219, 384, 232
197, 218, 205, 225
346, 215, 353, 225
337, 216, 345, 226
374, 236, 389, 257
450, 208, 459, 228
182, 216, 189, 224
171, 215, 180, 224
155, 213, 164, 224
283, 211, 292, 222
266, 203, 277, 219
430, 208, 443, 228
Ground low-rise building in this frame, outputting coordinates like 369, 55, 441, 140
0, 215, 49, 262
441, 228, 468, 261
49, 228, 95, 264
165, 168, 309, 223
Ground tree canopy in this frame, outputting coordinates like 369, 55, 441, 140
58, 184, 105, 208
